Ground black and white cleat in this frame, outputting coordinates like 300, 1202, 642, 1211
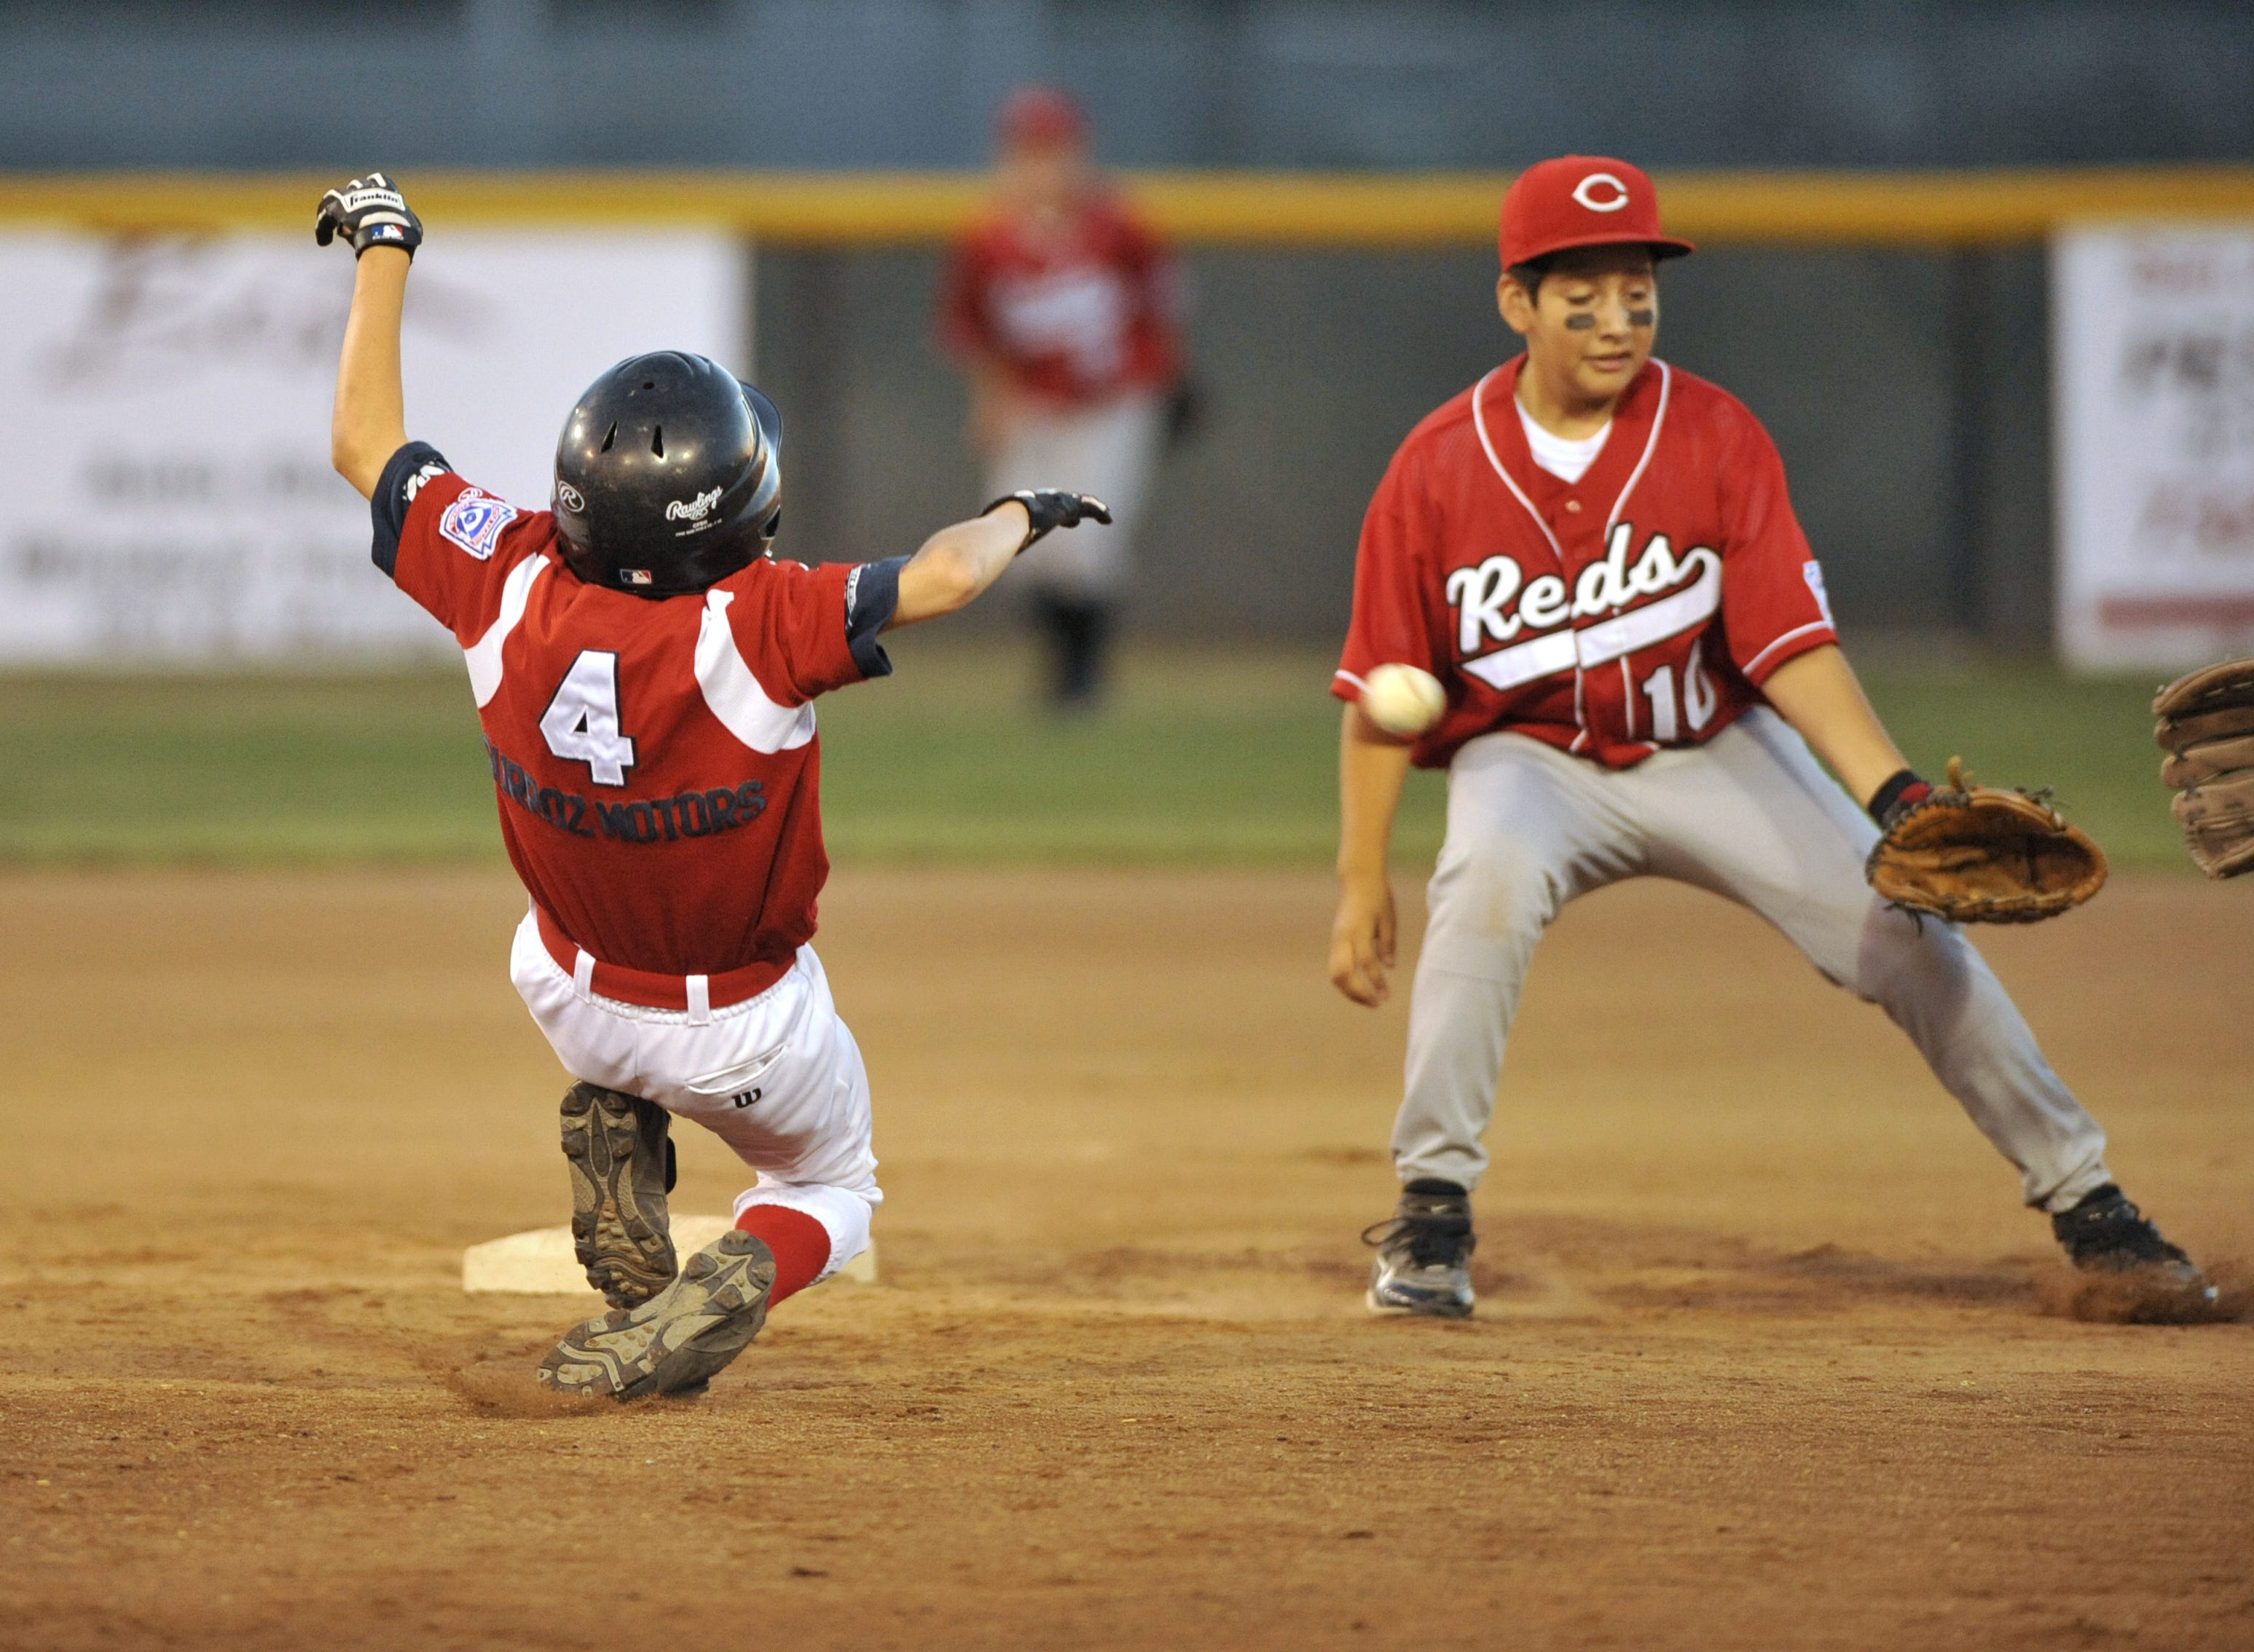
538, 1229, 777, 1401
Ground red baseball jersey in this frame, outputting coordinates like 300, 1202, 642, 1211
372, 443, 897, 1002
939, 192, 1181, 406
1335, 358, 1838, 769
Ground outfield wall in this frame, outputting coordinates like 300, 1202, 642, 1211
2, 171, 2248, 661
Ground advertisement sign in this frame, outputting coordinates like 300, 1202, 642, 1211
0, 230, 747, 662
2054, 224, 2254, 671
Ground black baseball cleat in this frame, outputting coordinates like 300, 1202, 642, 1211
1363, 1181, 1477, 1318
559, 1081, 678, 1309
538, 1229, 777, 1401
2051, 1184, 2218, 1307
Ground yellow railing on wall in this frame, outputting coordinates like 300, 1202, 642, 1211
2, 167, 2252, 245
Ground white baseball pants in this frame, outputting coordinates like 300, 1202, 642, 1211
989, 390, 1165, 601
1397, 709, 2113, 1212
509, 912, 879, 1282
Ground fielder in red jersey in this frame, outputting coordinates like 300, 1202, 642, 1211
1337, 355, 1836, 771
318, 172, 1113, 1398
1336, 156, 2214, 1321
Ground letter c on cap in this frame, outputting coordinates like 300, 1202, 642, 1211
1572, 172, 1630, 212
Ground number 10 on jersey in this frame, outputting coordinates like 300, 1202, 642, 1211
1639, 639, 1719, 744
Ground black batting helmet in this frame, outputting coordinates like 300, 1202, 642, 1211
551, 351, 782, 599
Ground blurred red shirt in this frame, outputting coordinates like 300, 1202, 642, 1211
940, 192, 1182, 407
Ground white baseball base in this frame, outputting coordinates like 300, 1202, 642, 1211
463, 1216, 878, 1295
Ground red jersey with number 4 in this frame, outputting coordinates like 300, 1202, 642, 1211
383, 464, 882, 991
1335, 358, 1838, 769
939, 192, 1180, 406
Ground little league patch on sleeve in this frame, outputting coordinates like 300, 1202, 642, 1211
440, 489, 519, 561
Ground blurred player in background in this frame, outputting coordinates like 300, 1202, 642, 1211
318, 173, 1108, 1399
940, 85, 1188, 709
1330, 156, 2215, 1322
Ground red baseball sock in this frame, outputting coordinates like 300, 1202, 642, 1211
733, 1204, 830, 1305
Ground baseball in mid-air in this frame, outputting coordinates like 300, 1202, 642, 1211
1360, 663, 1446, 736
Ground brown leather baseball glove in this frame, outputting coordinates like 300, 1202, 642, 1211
2153, 656, 2254, 878
1865, 757, 2108, 923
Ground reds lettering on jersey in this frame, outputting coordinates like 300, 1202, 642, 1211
940, 194, 1181, 406
1335, 358, 1837, 768
381, 463, 881, 989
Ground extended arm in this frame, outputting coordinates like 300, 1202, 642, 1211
889, 489, 1111, 628
1761, 642, 1911, 810
890, 502, 1033, 626
330, 248, 411, 500
1330, 704, 1416, 1007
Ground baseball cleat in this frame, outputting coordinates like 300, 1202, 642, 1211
538, 1228, 777, 1401
1362, 1181, 1477, 1318
2051, 1184, 2219, 1307
559, 1080, 678, 1309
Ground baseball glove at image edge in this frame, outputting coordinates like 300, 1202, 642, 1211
2153, 656, 2254, 879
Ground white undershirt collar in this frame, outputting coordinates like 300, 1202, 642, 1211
1516, 396, 1611, 485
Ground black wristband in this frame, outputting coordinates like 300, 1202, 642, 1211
980, 489, 1111, 554
1867, 767, 1927, 827
981, 492, 1041, 552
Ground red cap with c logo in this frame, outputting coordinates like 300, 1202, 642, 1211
1499, 155, 1694, 269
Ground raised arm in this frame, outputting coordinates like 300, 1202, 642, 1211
331, 249, 410, 500
890, 489, 1110, 627
317, 173, 425, 500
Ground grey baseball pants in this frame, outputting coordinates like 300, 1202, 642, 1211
1395, 709, 2113, 1212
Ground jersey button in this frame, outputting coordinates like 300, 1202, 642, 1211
1564, 499, 1583, 513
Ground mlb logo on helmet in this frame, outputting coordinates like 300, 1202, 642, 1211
1499, 155, 1696, 269
620, 568, 655, 586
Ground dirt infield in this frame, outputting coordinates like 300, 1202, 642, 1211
3, 868, 2249, 1650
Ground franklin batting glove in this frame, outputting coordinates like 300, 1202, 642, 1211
315, 173, 424, 259
981, 489, 1113, 553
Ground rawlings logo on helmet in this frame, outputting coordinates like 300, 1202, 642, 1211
556, 482, 586, 514
665, 487, 723, 524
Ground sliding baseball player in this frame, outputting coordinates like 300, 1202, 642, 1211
320, 173, 1107, 1396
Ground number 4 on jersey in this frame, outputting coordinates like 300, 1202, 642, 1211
540, 650, 637, 787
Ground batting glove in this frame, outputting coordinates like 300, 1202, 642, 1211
315, 173, 423, 259
981, 489, 1114, 552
